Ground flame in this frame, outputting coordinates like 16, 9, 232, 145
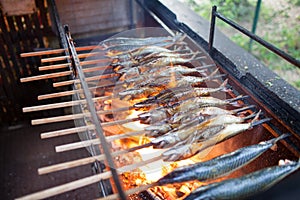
118, 112, 204, 199
122, 110, 148, 131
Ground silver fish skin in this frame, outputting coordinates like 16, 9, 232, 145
101, 33, 184, 48
185, 158, 300, 200
151, 113, 253, 149
162, 118, 270, 161
158, 134, 289, 185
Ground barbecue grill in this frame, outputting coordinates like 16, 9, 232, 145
3, 0, 300, 199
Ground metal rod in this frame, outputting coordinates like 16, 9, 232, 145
47, 1, 110, 196
249, 0, 262, 51
214, 8, 300, 67
208, 5, 217, 55
64, 26, 126, 200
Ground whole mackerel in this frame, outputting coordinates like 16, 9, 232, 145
185, 158, 300, 200
158, 134, 288, 185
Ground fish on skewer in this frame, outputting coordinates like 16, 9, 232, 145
113, 48, 192, 65
184, 158, 300, 200
101, 33, 186, 48
143, 105, 255, 137
145, 105, 255, 137
119, 65, 207, 86
112, 51, 200, 69
115, 52, 200, 73
105, 40, 187, 57
117, 64, 212, 88
119, 69, 223, 101
106, 42, 184, 59
138, 95, 248, 124
151, 112, 260, 149
144, 115, 206, 137
158, 134, 289, 185
136, 78, 228, 107
162, 117, 271, 161
171, 105, 255, 124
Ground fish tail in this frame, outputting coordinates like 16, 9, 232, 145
219, 78, 228, 88
250, 117, 271, 128
195, 64, 215, 71
242, 111, 261, 121
227, 95, 249, 103
267, 133, 290, 145
232, 105, 256, 114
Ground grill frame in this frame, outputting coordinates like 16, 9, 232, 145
7, 0, 300, 199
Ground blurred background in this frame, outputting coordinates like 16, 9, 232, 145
179, 0, 300, 89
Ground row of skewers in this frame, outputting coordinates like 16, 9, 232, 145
18, 32, 299, 200
93, 33, 299, 199
96, 33, 268, 161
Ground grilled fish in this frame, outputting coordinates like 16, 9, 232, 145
162, 117, 271, 161
138, 95, 248, 124
185, 158, 300, 200
158, 134, 289, 185
101, 33, 185, 48
151, 112, 259, 149
171, 105, 255, 124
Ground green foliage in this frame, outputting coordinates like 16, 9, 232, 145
294, 80, 300, 88
289, 0, 300, 6
184, 0, 300, 88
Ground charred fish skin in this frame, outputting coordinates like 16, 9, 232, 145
157, 134, 289, 185
185, 159, 300, 200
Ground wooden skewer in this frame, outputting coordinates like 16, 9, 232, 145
96, 183, 158, 200
17, 156, 161, 200
39, 106, 139, 139
41, 52, 105, 63
37, 84, 100, 100
39, 139, 150, 175
23, 96, 111, 113
38, 58, 110, 71
32, 113, 88, 125
39, 63, 71, 71
20, 45, 99, 57
55, 138, 100, 152
38, 89, 79, 100
38, 63, 215, 99
53, 72, 118, 87
30, 103, 129, 125
55, 129, 145, 153
20, 71, 73, 83
31, 109, 132, 126
40, 125, 95, 139
41, 55, 69, 63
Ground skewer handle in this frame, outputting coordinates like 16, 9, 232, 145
17, 156, 161, 199
20, 71, 72, 83
20, 45, 99, 57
